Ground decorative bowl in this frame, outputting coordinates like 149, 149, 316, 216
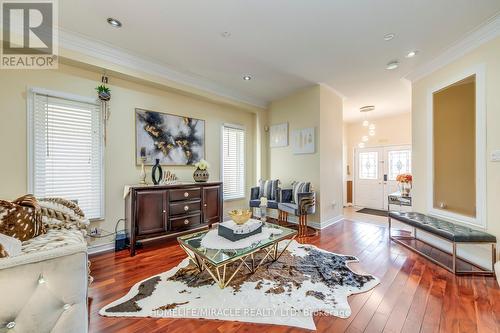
228, 209, 252, 225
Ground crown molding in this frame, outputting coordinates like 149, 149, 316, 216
405, 14, 500, 83
58, 28, 268, 109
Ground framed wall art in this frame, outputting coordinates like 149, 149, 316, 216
269, 122, 288, 148
135, 108, 205, 165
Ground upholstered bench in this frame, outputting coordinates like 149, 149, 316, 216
388, 211, 496, 275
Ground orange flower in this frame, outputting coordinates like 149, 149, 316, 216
396, 174, 412, 183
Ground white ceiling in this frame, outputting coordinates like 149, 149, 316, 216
58, 0, 500, 122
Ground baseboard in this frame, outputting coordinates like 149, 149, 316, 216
317, 215, 344, 229
88, 241, 115, 255
495, 262, 500, 286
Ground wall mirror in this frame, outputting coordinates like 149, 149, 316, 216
429, 68, 485, 227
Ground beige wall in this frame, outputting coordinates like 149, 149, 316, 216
319, 85, 344, 222
433, 80, 476, 217
268, 85, 321, 221
0, 63, 262, 247
344, 113, 412, 181
412, 36, 500, 246
268, 84, 343, 226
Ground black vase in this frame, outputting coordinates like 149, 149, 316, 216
151, 159, 163, 185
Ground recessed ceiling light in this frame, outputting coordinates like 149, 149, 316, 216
220, 31, 231, 38
243, 75, 252, 81
386, 60, 399, 70
406, 50, 418, 58
384, 33, 395, 41
107, 18, 122, 28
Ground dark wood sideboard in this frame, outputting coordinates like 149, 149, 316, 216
125, 182, 223, 256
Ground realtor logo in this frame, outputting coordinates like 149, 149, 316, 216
1, 0, 58, 69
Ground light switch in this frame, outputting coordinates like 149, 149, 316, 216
491, 150, 500, 162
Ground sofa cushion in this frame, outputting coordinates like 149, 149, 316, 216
0, 233, 22, 258
258, 179, 279, 200
0, 195, 45, 241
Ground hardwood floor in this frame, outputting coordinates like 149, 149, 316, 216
88, 219, 500, 333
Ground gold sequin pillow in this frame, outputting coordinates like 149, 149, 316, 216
0, 195, 45, 241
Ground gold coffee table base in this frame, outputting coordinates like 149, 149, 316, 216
179, 236, 296, 289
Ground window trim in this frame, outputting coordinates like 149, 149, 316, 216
27, 87, 105, 221
221, 123, 246, 201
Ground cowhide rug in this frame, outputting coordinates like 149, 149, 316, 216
100, 241, 379, 330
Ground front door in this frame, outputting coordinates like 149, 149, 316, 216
354, 147, 384, 209
354, 145, 411, 210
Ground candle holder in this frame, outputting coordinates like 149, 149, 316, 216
139, 156, 147, 185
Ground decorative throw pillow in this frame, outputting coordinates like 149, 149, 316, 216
0, 195, 44, 241
0, 233, 22, 258
292, 181, 311, 204
258, 179, 279, 201
38, 197, 88, 231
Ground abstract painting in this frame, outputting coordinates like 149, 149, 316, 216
135, 108, 205, 165
269, 122, 288, 147
292, 127, 315, 154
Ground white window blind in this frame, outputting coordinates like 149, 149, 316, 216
222, 125, 245, 200
29, 90, 104, 220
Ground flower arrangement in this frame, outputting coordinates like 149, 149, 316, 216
194, 159, 210, 170
396, 174, 412, 183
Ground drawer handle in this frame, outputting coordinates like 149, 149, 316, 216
184, 219, 190, 225
162, 210, 166, 213
184, 192, 189, 198
203, 203, 207, 207
184, 205, 189, 211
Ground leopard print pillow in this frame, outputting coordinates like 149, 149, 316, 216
0, 195, 45, 241
0, 244, 7, 258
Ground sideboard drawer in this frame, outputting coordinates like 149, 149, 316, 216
169, 200, 201, 216
170, 214, 201, 231
170, 188, 201, 201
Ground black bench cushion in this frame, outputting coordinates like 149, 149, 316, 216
389, 212, 496, 243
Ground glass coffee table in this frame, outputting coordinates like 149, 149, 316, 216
177, 223, 297, 289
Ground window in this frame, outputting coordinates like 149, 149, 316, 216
222, 124, 245, 200
388, 150, 411, 181
358, 152, 378, 180
28, 89, 104, 220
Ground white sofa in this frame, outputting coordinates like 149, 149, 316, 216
0, 226, 89, 332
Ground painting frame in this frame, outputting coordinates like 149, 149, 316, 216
135, 108, 206, 166
292, 127, 315, 154
269, 122, 289, 148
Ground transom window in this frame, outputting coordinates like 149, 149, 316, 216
359, 152, 378, 180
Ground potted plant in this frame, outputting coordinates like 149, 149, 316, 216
193, 159, 210, 182
396, 173, 413, 197
96, 84, 111, 101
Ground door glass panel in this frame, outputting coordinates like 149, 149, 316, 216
388, 150, 411, 180
359, 152, 378, 180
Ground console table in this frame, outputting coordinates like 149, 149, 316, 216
124, 182, 223, 256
